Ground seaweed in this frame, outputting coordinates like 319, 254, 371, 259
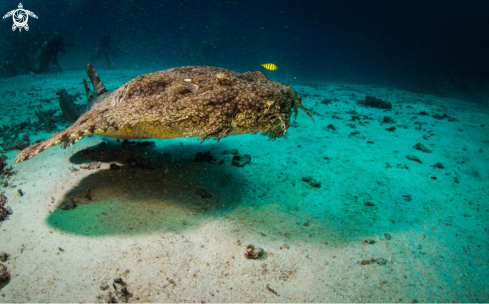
1, 135, 30, 151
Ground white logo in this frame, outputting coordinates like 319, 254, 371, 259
3, 3, 38, 32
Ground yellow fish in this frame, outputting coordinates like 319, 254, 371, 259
261, 63, 278, 71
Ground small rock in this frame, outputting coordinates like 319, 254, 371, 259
383, 233, 392, 240
301, 176, 313, 182
359, 258, 375, 265
0, 252, 8, 262
362, 95, 392, 109
0, 206, 10, 221
326, 124, 336, 131
309, 180, 321, 188
413, 142, 432, 153
244, 244, 264, 259
59, 200, 77, 210
100, 282, 109, 290
110, 163, 121, 170
385, 126, 396, 132
359, 258, 387, 266
432, 162, 444, 169
0, 263, 9, 284
113, 278, 132, 303
406, 155, 422, 163
232, 154, 251, 167
432, 113, 449, 120
80, 162, 101, 170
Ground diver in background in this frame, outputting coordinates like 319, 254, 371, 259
36, 35, 72, 74
90, 34, 116, 69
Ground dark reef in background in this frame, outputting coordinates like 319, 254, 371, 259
1, 0, 488, 103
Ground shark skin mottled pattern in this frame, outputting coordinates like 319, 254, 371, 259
16, 63, 313, 162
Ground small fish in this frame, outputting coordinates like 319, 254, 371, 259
261, 63, 278, 71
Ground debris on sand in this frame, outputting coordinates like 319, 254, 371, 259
432, 162, 444, 169
244, 244, 264, 259
405, 155, 422, 164
2, 133, 30, 151
0, 193, 12, 221
301, 176, 321, 188
100, 282, 109, 291
359, 258, 387, 266
0, 252, 8, 262
0, 156, 6, 172
326, 124, 336, 131
413, 142, 432, 153
80, 161, 101, 170
360, 95, 392, 109
0, 263, 9, 284
232, 154, 251, 167
59, 199, 77, 210
113, 277, 132, 303
266, 284, 280, 296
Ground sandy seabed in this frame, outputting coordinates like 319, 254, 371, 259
0, 69, 488, 302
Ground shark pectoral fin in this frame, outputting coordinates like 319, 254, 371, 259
15, 129, 72, 162
15, 108, 109, 162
